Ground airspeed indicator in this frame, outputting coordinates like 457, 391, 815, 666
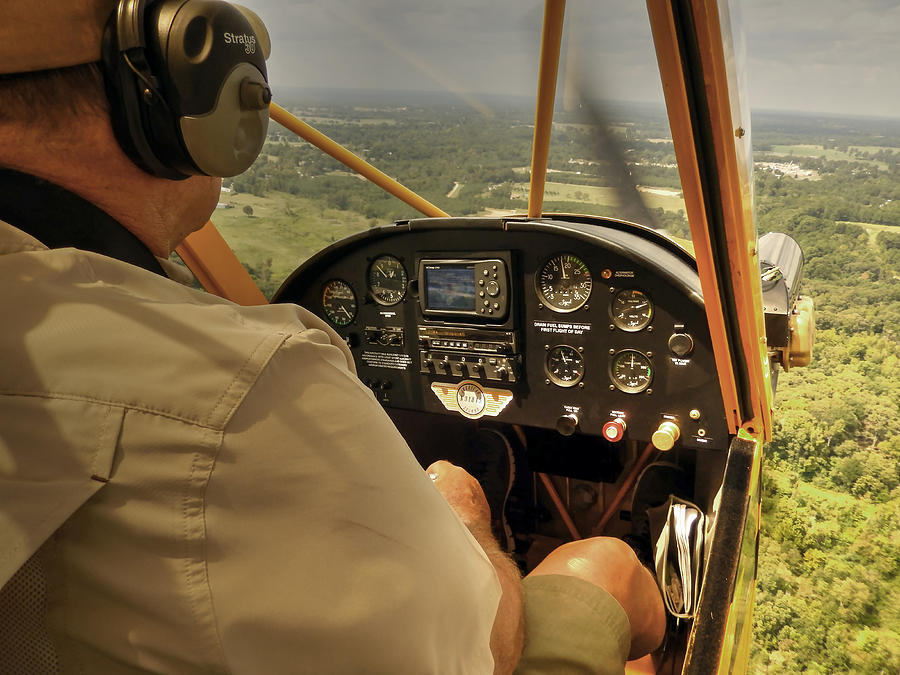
322, 279, 357, 326
536, 254, 592, 313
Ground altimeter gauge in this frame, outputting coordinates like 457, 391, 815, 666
546, 345, 585, 387
368, 255, 408, 305
322, 279, 357, 326
609, 349, 653, 393
611, 289, 653, 331
536, 253, 592, 312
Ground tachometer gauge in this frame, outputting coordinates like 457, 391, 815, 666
611, 289, 653, 331
536, 254, 592, 312
322, 279, 357, 326
368, 255, 408, 305
546, 345, 585, 387
609, 349, 653, 393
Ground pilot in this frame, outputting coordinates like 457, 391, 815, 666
0, 1, 664, 673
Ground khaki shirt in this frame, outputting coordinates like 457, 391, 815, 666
0, 221, 500, 673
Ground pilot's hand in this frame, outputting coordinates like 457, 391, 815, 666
426, 460, 491, 534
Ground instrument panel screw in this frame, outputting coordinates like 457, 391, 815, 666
609, 349, 615, 355
609, 384, 615, 391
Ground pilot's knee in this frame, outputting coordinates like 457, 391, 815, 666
528, 536, 659, 634
529, 537, 637, 589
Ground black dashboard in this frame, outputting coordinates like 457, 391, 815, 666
274, 216, 729, 454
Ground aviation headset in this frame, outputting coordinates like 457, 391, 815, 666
101, 0, 272, 179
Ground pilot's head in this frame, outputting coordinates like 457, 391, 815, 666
0, 0, 271, 253
1, 0, 271, 180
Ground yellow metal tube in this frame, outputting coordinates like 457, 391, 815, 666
176, 221, 268, 305
528, 0, 566, 219
268, 102, 449, 219
689, 0, 773, 440
646, 0, 741, 432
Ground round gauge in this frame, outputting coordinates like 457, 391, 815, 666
368, 255, 408, 305
536, 254, 593, 312
611, 289, 653, 331
322, 279, 357, 326
546, 345, 585, 387
609, 349, 653, 393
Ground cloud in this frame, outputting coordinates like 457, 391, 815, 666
742, 0, 900, 116
242, 0, 900, 118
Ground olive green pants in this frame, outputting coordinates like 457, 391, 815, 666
515, 574, 631, 675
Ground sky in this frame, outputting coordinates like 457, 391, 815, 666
240, 0, 900, 120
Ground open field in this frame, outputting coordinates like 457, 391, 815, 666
838, 220, 899, 245
294, 115, 398, 126
212, 190, 372, 290
510, 181, 685, 213
512, 166, 593, 181
848, 144, 900, 155
767, 143, 889, 170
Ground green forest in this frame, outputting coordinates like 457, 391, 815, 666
217, 99, 900, 672
749, 137, 900, 671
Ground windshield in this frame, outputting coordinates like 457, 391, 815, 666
210, 0, 688, 298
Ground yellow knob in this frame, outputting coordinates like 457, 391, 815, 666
652, 421, 680, 451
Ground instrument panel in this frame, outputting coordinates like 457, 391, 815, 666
274, 216, 729, 451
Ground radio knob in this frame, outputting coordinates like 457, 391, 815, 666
651, 421, 680, 451
556, 412, 580, 436
486, 280, 501, 297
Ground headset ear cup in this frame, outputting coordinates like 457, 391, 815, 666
179, 62, 269, 176
160, 0, 270, 176
101, 6, 191, 180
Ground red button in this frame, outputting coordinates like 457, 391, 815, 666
602, 418, 626, 442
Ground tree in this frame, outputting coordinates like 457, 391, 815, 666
242, 205, 254, 217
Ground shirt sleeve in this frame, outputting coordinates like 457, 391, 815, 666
204, 324, 501, 674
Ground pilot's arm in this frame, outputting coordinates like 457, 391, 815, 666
204, 307, 503, 673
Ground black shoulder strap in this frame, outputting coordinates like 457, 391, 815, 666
0, 168, 167, 277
